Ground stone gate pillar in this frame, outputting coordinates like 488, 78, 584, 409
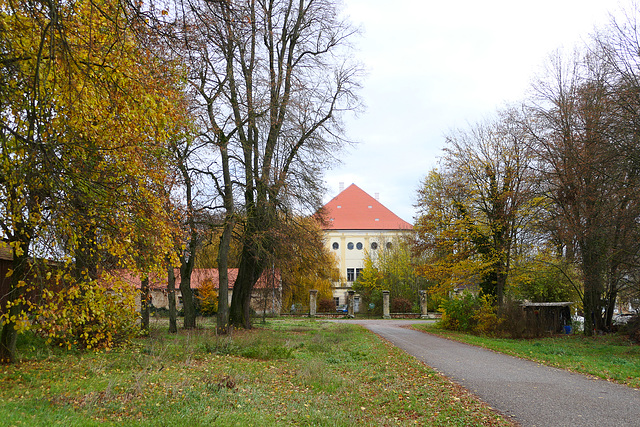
419, 290, 429, 319
309, 289, 318, 317
382, 290, 390, 319
347, 290, 355, 318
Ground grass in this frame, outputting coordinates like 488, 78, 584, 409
411, 322, 640, 389
0, 318, 513, 426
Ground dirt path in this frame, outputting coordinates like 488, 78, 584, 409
330, 319, 640, 427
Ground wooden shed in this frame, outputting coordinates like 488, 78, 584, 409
522, 302, 573, 334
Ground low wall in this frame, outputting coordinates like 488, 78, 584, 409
281, 312, 442, 319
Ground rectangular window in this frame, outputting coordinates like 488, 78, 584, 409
356, 268, 364, 280
334, 297, 340, 307
347, 268, 355, 282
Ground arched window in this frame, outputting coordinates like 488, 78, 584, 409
356, 242, 363, 250
386, 242, 393, 250
370, 242, 378, 250
347, 242, 354, 250
332, 242, 339, 250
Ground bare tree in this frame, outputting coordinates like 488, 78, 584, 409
170, 137, 205, 329
524, 47, 640, 333
162, 0, 361, 328
226, 0, 361, 328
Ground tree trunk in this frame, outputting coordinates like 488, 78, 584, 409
179, 230, 198, 329
216, 142, 233, 335
180, 263, 197, 329
175, 136, 198, 329
496, 265, 507, 307
167, 263, 177, 334
604, 284, 617, 331
581, 240, 605, 336
140, 275, 150, 335
216, 222, 232, 334
229, 243, 265, 328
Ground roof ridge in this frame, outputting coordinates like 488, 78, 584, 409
321, 183, 412, 230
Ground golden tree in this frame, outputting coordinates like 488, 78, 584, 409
0, 0, 185, 362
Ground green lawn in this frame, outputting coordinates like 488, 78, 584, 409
1, 319, 512, 426
411, 323, 640, 389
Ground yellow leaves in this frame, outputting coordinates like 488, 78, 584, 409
0, 310, 31, 333
197, 279, 219, 315
32, 278, 139, 351
2, 0, 182, 279
9, 241, 24, 257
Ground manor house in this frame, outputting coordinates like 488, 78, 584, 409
320, 184, 412, 310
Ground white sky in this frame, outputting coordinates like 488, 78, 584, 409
324, 0, 626, 223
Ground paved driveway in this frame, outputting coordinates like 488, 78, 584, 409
330, 319, 640, 427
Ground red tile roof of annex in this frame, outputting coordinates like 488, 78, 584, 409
108, 268, 279, 291
321, 184, 412, 230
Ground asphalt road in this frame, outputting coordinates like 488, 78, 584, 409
330, 319, 640, 427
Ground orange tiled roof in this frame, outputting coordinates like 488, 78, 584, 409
106, 268, 279, 290
321, 184, 412, 230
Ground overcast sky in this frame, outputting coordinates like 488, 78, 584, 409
323, 0, 626, 223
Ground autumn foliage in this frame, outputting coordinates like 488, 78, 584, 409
0, 0, 187, 362
197, 279, 219, 316
33, 277, 138, 350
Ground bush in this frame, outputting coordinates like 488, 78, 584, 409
441, 294, 588, 338
473, 295, 502, 335
622, 315, 640, 343
391, 297, 412, 313
197, 279, 218, 316
441, 294, 502, 335
33, 277, 139, 350
318, 298, 335, 313
497, 299, 527, 338
439, 293, 479, 332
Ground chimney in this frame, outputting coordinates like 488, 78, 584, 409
375, 192, 379, 201
339, 182, 344, 192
